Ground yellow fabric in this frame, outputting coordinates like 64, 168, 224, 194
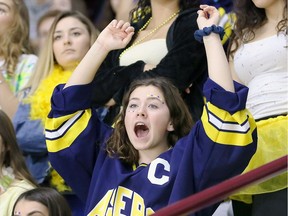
46, 110, 91, 152
218, 7, 235, 45
27, 65, 72, 125
230, 115, 288, 203
49, 168, 71, 192
27, 65, 72, 193
202, 102, 256, 146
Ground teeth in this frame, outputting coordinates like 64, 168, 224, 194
136, 122, 145, 126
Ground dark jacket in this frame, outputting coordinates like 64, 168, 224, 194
92, 8, 208, 122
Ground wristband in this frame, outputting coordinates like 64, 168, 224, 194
194, 25, 225, 43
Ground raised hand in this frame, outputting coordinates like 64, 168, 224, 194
64, 20, 135, 88
96, 20, 135, 52
196, 5, 220, 30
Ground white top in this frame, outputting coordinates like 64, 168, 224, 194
119, 39, 168, 66
0, 179, 35, 216
0, 54, 38, 94
233, 33, 288, 119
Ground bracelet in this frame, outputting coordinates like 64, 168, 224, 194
194, 25, 225, 43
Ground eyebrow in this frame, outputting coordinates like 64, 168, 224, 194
54, 27, 84, 34
129, 97, 164, 103
27, 211, 46, 216
0, 2, 11, 9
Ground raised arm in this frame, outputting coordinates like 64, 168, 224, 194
196, 5, 234, 92
64, 20, 134, 89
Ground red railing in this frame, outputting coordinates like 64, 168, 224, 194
153, 155, 288, 216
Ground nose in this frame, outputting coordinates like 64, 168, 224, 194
137, 113, 146, 117
64, 40, 71, 45
63, 35, 71, 45
136, 107, 147, 117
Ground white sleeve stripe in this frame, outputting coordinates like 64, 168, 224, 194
208, 111, 250, 133
45, 110, 84, 140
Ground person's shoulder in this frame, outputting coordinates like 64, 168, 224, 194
1, 179, 35, 202
173, 8, 198, 29
177, 8, 198, 21
17, 54, 38, 71
9, 179, 36, 191
168, 8, 198, 38
18, 54, 38, 63
0, 179, 36, 215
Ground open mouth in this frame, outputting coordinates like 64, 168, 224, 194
134, 123, 149, 138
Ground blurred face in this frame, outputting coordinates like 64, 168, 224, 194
252, 0, 282, 9
0, 0, 14, 35
13, 200, 49, 216
124, 85, 174, 163
110, 0, 120, 11
53, 16, 91, 71
38, 17, 56, 51
50, 0, 72, 11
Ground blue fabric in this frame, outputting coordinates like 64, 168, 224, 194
63, 194, 85, 216
13, 102, 49, 184
194, 25, 225, 43
46, 79, 257, 216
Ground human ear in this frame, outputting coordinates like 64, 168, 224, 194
167, 121, 174, 132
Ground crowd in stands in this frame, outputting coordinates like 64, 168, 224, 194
0, 0, 286, 216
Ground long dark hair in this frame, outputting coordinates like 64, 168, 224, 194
228, 0, 287, 56
12, 187, 71, 216
106, 77, 194, 166
0, 110, 37, 187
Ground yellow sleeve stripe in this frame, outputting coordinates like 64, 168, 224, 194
45, 110, 84, 139
202, 102, 256, 146
208, 110, 250, 133
45, 109, 91, 152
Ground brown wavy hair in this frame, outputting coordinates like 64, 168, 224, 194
0, 110, 37, 187
106, 77, 194, 166
0, 0, 32, 76
228, 0, 287, 57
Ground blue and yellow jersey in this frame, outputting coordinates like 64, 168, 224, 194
217, 7, 236, 46
45, 79, 257, 216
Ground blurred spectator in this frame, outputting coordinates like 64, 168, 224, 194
12, 187, 71, 216
24, 0, 88, 53
87, 0, 137, 31
35, 10, 62, 54
0, 110, 38, 216
24, 0, 51, 52
110, 0, 137, 22
0, 0, 38, 119
200, 0, 233, 12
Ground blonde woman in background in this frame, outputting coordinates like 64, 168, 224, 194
12, 10, 99, 215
